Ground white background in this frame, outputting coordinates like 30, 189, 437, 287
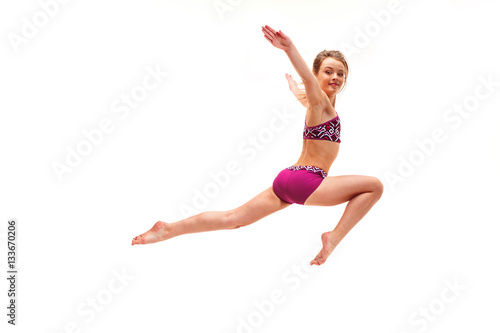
1, 0, 499, 332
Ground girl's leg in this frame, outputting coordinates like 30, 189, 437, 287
132, 187, 291, 245
304, 175, 384, 265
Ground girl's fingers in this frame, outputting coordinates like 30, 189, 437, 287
262, 28, 275, 40
262, 25, 287, 48
263, 25, 280, 40
264, 25, 276, 34
262, 26, 273, 36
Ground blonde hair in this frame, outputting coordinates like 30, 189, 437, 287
294, 50, 349, 105
312, 50, 349, 94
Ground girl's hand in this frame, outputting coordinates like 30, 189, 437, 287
262, 25, 292, 51
285, 73, 308, 108
285, 73, 298, 90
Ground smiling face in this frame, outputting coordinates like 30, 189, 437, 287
314, 57, 346, 97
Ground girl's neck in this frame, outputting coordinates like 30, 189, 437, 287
330, 95, 337, 109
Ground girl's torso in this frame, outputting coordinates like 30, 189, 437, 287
293, 102, 340, 174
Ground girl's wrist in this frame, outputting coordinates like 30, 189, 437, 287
283, 42, 294, 53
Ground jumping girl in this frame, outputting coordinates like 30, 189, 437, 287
132, 25, 384, 266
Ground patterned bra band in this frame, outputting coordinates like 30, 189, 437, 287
303, 114, 341, 143
286, 165, 328, 178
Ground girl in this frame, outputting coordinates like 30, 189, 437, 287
132, 25, 384, 266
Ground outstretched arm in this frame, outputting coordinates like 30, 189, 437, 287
285, 73, 308, 108
262, 25, 325, 108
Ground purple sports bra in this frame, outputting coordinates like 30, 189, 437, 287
303, 113, 341, 143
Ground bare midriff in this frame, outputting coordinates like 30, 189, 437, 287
293, 139, 339, 175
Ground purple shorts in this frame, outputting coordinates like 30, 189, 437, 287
272, 166, 327, 205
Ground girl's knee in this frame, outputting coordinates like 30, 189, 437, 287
370, 177, 384, 199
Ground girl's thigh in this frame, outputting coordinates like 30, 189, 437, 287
304, 175, 383, 206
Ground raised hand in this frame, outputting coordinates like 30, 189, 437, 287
285, 73, 299, 91
285, 73, 308, 108
262, 25, 292, 51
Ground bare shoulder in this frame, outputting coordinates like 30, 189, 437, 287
305, 93, 336, 124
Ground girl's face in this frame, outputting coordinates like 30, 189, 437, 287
315, 57, 346, 97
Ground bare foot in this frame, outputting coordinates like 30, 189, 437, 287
310, 231, 339, 266
131, 221, 172, 245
